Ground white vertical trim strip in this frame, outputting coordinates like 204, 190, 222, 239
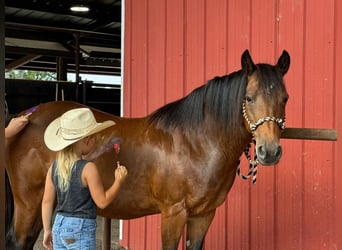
119, 0, 125, 242
120, 0, 125, 118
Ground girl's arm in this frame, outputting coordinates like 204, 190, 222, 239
5, 114, 30, 138
82, 162, 127, 209
41, 166, 56, 250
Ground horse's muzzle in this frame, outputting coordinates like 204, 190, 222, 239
256, 143, 282, 166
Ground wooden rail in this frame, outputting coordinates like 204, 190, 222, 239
281, 127, 337, 141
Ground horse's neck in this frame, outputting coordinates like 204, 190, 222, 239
211, 126, 252, 161
184, 123, 251, 158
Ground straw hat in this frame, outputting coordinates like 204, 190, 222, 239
44, 108, 115, 151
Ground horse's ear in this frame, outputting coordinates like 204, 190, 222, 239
241, 49, 257, 76
276, 50, 290, 76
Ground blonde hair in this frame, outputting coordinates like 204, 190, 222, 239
55, 144, 79, 192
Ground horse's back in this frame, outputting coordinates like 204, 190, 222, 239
6, 101, 114, 177
21, 101, 99, 125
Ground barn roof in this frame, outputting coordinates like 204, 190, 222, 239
5, 0, 121, 76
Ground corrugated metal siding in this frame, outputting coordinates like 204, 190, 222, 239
122, 0, 342, 249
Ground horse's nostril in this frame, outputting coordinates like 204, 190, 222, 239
257, 144, 282, 160
275, 145, 282, 158
257, 145, 266, 158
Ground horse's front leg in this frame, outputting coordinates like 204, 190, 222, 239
161, 202, 188, 250
185, 210, 216, 250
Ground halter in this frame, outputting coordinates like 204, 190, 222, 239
242, 102, 286, 135
237, 102, 286, 184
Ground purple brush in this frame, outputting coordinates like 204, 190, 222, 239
25, 106, 38, 116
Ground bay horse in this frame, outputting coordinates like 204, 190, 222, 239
5, 50, 290, 250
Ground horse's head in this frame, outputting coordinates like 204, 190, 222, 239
241, 50, 290, 166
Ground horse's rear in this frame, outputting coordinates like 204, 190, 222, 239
5, 101, 162, 249
5, 101, 89, 249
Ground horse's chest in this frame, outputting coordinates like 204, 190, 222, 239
187, 165, 237, 213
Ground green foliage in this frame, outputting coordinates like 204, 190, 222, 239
7, 70, 57, 81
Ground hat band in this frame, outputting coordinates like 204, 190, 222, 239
59, 122, 97, 140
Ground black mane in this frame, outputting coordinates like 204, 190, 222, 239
147, 63, 286, 132
147, 70, 247, 131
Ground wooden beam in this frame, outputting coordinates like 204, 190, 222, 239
5, 45, 73, 58
281, 128, 337, 141
5, 54, 41, 71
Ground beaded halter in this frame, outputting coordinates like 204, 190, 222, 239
237, 102, 286, 184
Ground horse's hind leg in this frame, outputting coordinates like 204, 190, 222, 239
7, 201, 43, 250
5, 170, 14, 235
7, 177, 44, 250
185, 210, 216, 250
161, 204, 188, 250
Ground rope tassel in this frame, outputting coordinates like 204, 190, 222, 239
237, 140, 259, 185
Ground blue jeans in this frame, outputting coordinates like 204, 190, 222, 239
52, 213, 97, 250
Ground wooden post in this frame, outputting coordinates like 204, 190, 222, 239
102, 217, 112, 250
281, 128, 337, 141
0, 1, 6, 248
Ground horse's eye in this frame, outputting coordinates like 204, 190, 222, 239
245, 96, 253, 103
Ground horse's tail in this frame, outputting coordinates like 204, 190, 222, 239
5, 169, 14, 235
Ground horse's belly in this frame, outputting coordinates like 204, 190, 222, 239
96, 197, 160, 220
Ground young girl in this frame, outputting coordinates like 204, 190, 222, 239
42, 108, 127, 250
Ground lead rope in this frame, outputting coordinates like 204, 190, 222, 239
236, 139, 259, 185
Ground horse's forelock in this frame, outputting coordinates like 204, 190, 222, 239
255, 64, 287, 96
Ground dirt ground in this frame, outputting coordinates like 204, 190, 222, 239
34, 217, 124, 250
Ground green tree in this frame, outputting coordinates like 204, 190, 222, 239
7, 70, 57, 81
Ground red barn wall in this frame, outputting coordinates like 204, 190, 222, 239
122, 0, 342, 249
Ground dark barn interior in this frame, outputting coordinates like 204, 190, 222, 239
5, 0, 122, 116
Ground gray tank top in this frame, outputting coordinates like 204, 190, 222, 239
52, 159, 96, 219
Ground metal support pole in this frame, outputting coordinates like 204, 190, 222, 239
74, 32, 81, 102
56, 57, 67, 81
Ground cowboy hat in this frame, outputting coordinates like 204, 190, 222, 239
44, 108, 115, 151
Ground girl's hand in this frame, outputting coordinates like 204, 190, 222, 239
42, 230, 53, 250
5, 114, 30, 138
115, 162, 128, 183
